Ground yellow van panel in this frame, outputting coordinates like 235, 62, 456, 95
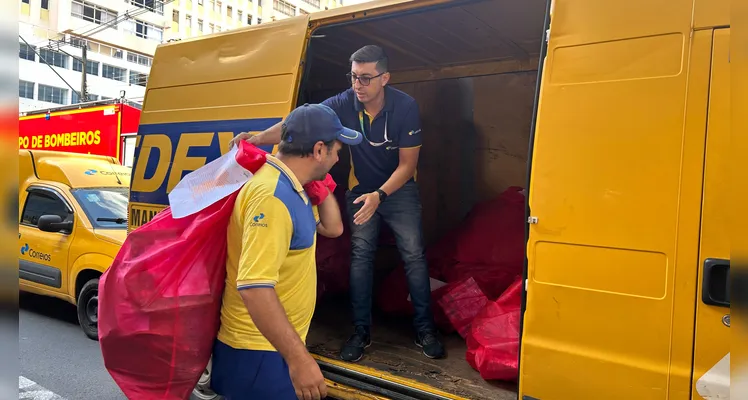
691, 28, 730, 399
520, 0, 714, 399
130, 16, 310, 215
693, 0, 729, 29
141, 17, 310, 125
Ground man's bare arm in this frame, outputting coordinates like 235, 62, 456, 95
232, 121, 284, 148
240, 287, 327, 399
316, 190, 344, 238
239, 287, 309, 362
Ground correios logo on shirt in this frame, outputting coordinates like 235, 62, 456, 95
251, 213, 267, 227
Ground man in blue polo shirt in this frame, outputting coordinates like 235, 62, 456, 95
233, 45, 445, 362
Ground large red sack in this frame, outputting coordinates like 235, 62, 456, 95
436, 277, 489, 338
98, 141, 267, 400
427, 186, 526, 299
465, 276, 523, 381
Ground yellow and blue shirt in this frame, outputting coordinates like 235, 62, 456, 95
217, 155, 319, 351
322, 86, 422, 194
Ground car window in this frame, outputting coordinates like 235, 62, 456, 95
71, 187, 129, 229
21, 189, 71, 227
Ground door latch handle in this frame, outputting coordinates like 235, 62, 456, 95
702, 258, 730, 308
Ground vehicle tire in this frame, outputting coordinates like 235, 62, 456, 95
190, 387, 224, 400
76, 278, 99, 341
190, 359, 224, 400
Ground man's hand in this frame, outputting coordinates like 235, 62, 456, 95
288, 354, 327, 400
352, 192, 381, 225
229, 132, 256, 149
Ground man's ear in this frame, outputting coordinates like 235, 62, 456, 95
313, 141, 326, 160
381, 72, 390, 87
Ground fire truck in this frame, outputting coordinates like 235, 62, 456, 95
19, 99, 141, 167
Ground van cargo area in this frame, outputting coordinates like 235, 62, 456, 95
300, 1, 546, 398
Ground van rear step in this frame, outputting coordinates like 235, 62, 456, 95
317, 358, 464, 400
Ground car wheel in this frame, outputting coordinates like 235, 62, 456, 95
190, 358, 224, 400
76, 278, 99, 341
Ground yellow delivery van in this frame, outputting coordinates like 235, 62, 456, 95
129, 0, 730, 398
19, 150, 131, 340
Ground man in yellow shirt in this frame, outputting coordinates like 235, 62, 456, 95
211, 104, 362, 400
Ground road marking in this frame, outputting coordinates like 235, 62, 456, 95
18, 376, 66, 400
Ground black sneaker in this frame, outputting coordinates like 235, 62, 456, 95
340, 326, 371, 362
415, 331, 445, 359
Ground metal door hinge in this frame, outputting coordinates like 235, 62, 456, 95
528, 216, 538, 224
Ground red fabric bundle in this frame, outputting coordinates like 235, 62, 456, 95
436, 277, 490, 338
98, 141, 267, 400
465, 276, 523, 381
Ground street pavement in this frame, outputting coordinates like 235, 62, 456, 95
19, 293, 126, 400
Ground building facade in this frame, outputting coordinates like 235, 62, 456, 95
166, 0, 343, 40
18, 0, 347, 112
18, 0, 168, 112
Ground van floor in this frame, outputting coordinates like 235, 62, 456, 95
307, 296, 517, 400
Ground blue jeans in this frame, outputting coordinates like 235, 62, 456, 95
346, 181, 435, 333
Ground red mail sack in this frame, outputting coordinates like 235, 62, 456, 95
98, 141, 267, 400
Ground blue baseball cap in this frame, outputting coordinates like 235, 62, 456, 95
282, 103, 363, 147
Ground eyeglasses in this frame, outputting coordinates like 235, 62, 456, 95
346, 72, 384, 86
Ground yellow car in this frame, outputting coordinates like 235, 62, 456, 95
19, 150, 131, 340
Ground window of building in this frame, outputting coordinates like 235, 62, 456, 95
299, 8, 308, 14
197, 19, 203, 32
185, 14, 192, 27
38, 84, 68, 105
216, 25, 221, 32
38, 48, 68, 69
198, 0, 203, 4
257, 0, 262, 7
247, 14, 252, 24
127, 52, 152, 66
73, 59, 100, 75
237, 10, 242, 22
125, 0, 164, 15
273, 0, 294, 16
102, 64, 126, 82
19, 81, 34, 100
301, 0, 319, 8
21, 189, 72, 228
216, 1, 222, 12
22, 0, 30, 4
19, 43, 35, 61
257, 17, 261, 24
226, 5, 232, 17
129, 71, 149, 86
124, 19, 164, 42
98, 44, 122, 59
172, 9, 179, 22
71, 0, 118, 26
209, 23, 214, 33
69, 36, 87, 49
72, 92, 99, 103
41, 0, 49, 10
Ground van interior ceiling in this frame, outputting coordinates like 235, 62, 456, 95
301, 1, 547, 399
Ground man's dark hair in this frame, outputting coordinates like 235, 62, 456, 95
278, 123, 335, 157
350, 45, 388, 74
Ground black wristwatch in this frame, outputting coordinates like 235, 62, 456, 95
376, 189, 388, 202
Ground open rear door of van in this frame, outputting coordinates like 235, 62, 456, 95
129, 17, 310, 226
520, 0, 713, 399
